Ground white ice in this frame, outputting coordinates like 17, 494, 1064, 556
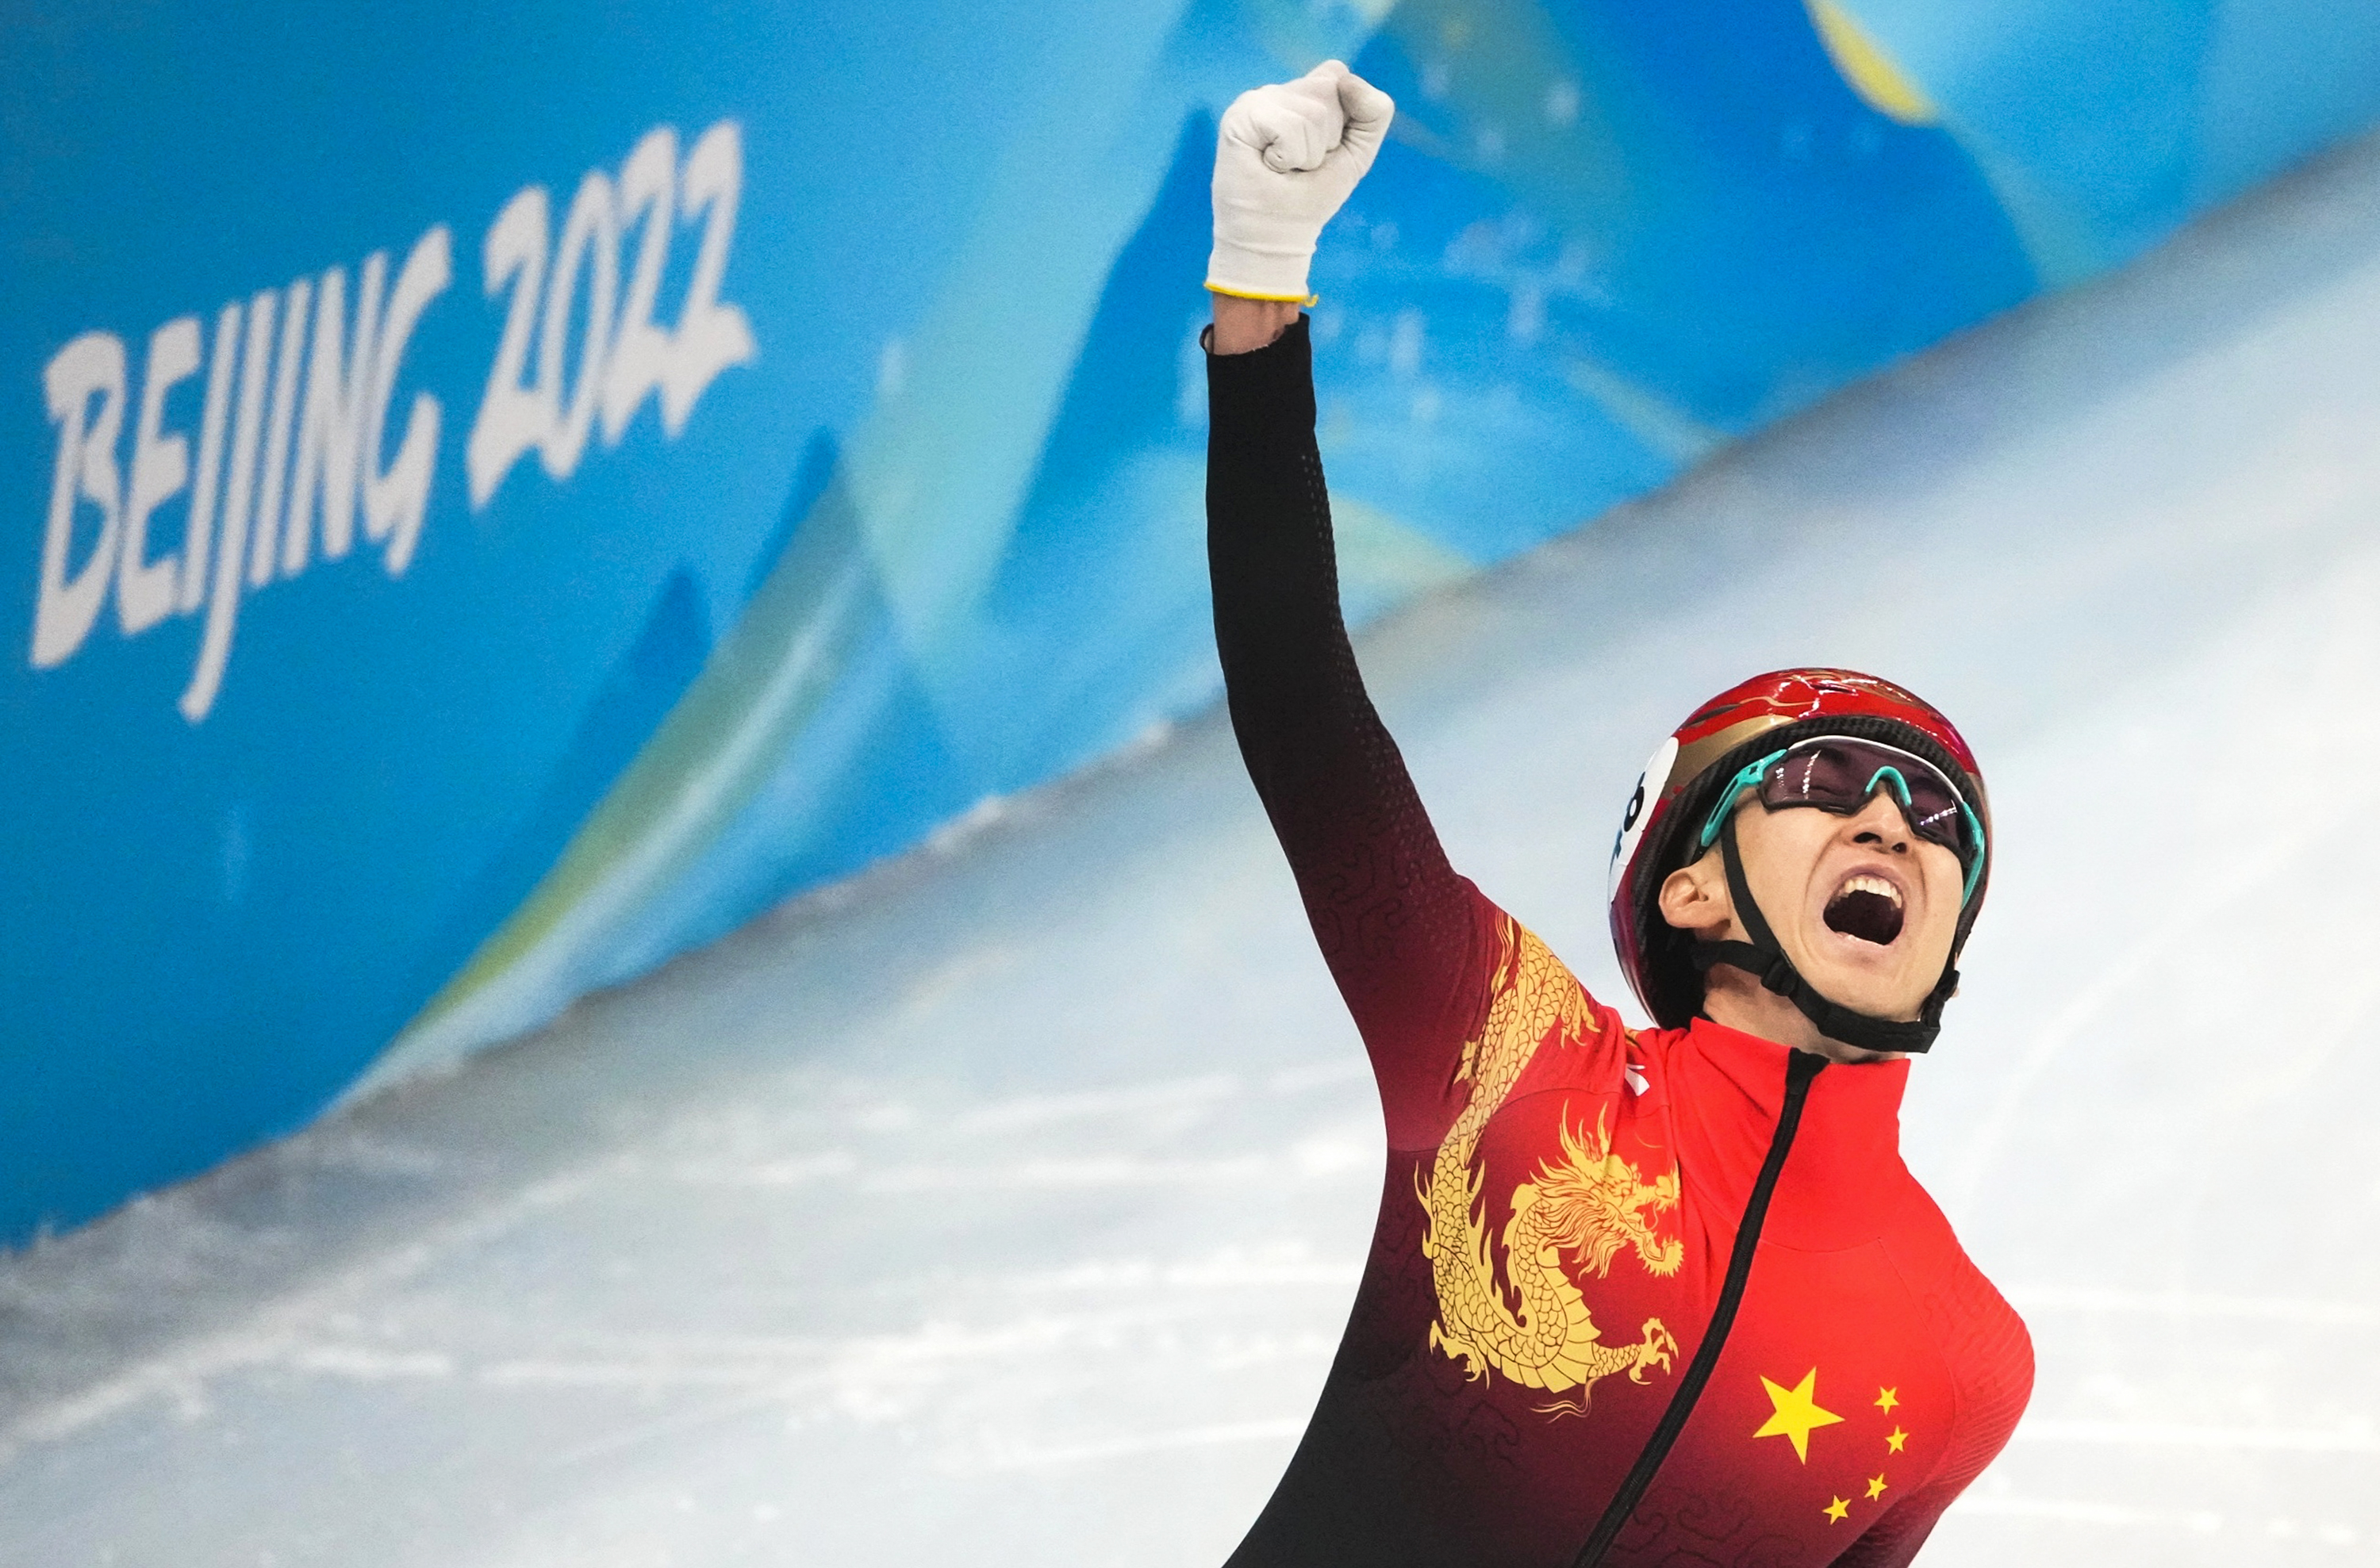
7, 131, 2380, 1568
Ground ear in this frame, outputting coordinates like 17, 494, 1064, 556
1657, 847, 1734, 937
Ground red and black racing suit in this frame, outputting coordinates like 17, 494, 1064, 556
1208, 316, 2032, 1568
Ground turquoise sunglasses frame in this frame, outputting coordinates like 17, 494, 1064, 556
1696, 739, 1987, 907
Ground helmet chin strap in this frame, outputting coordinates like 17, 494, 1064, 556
1687, 811, 1954, 1055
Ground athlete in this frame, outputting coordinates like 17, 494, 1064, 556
1202, 64, 2033, 1566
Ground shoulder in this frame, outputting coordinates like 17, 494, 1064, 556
1465, 898, 1653, 1102
1889, 1183, 2032, 1355
1469, 897, 1625, 1035
1886, 1186, 2035, 1475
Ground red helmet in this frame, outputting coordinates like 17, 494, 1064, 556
1606, 668, 1993, 1041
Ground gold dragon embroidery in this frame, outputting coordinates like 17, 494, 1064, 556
1420, 918, 1683, 1416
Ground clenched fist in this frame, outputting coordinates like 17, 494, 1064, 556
1207, 61, 1395, 304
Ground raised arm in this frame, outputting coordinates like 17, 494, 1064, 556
1203, 67, 1488, 1113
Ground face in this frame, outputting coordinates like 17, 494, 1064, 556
1663, 790, 1967, 1022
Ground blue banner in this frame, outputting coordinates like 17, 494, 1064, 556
7, 0, 2378, 1243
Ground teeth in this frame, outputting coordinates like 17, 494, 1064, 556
1841, 875, 1901, 907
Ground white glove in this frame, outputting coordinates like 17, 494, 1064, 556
1207, 61, 1395, 303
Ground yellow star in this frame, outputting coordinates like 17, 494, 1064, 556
1822, 1497, 1851, 1524
1866, 1474, 1889, 1501
1752, 1369, 1844, 1463
1885, 1425, 1908, 1455
1874, 1386, 1899, 1413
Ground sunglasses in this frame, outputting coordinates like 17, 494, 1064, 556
1697, 737, 1987, 906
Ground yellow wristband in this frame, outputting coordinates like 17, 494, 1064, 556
1204, 281, 1319, 306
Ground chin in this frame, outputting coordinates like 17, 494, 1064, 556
1810, 980, 1928, 1023
1795, 930, 1933, 1021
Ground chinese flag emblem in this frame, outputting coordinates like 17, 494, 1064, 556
1750, 1369, 1914, 1528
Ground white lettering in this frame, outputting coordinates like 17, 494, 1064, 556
31, 332, 128, 669
363, 224, 451, 576
178, 301, 244, 614
31, 118, 755, 710
248, 275, 313, 586
539, 170, 618, 481
284, 257, 388, 573
662, 120, 756, 435
181, 291, 279, 723
120, 316, 201, 637
466, 187, 553, 508
601, 125, 677, 444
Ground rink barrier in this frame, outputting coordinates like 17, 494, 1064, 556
7, 0, 2380, 1242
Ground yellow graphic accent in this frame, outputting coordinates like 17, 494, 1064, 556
1420, 918, 1683, 1410
1326, 493, 1475, 622
1875, 1386, 1900, 1413
1866, 1473, 1890, 1501
1753, 1368, 1844, 1462
1203, 281, 1319, 305
1561, 355, 1722, 466
1527, 1105, 1685, 1281
1886, 1424, 1908, 1454
1822, 1497, 1851, 1524
1803, 0, 1938, 125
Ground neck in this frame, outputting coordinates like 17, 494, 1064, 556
1699, 964, 1906, 1064
1681, 1016, 1915, 1248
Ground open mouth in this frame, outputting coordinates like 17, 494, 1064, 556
1824, 874, 1906, 946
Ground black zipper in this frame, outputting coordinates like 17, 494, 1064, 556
1571, 1046, 1828, 1566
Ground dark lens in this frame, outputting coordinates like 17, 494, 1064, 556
1901, 776, 1967, 853
1763, 744, 1866, 810
1763, 741, 1971, 857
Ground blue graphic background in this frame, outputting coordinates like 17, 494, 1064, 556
6, 0, 2378, 1244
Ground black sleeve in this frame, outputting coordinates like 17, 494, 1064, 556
1205, 314, 1485, 1090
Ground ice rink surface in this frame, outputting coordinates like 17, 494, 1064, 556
10, 131, 2380, 1567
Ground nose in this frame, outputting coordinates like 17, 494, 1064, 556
1844, 789, 1915, 854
